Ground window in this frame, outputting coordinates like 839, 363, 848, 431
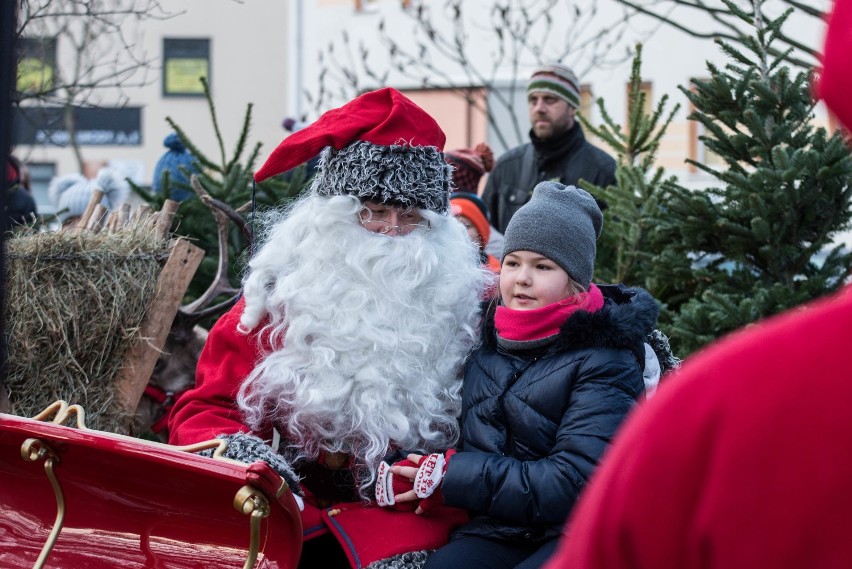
355, 0, 416, 12
626, 80, 653, 119
399, 87, 488, 153
17, 37, 57, 95
162, 38, 210, 97
355, 0, 380, 12
688, 78, 725, 172
579, 84, 594, 120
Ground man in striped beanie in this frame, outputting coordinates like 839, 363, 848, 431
482, 62, 615, 233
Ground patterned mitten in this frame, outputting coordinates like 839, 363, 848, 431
375, 457, 419, 511
414, 450, 456, 514
646, 329, 682, 375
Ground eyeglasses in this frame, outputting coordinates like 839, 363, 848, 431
358, 204, 431, 235
359, 217, 432, 235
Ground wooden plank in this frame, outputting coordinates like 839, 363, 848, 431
119, 203, 131, 227
73, 189, 105, 230
155, 199, 180, 239
113, 238, 205, 414
86, 204, 108, 232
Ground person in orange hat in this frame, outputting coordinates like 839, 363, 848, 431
451, 192, 501, 275
169, 87, 492, 568
445, 143, 506, 258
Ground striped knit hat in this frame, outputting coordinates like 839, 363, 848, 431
527, 63, 580, 109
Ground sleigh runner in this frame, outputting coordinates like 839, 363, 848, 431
0, 401, 303, 569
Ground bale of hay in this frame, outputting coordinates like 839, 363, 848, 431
4, 226, 171, 434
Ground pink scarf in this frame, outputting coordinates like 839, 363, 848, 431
495, 284, 605, 342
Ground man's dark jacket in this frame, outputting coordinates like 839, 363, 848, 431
482, 123, 615, 233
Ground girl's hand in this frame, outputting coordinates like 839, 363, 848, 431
393, 452, 453, 514
390, 453, 425, 506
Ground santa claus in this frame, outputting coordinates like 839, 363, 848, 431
169, 88, 492, 567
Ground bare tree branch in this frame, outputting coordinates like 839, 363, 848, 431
306, 0, 640, 150
609, 0, 826, 69
15, 0, 181, 170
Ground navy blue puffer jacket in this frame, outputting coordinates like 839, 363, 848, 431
441, 285, 658, 542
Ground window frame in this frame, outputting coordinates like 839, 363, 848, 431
16, 36, 57, 96
162, 38, 211, 98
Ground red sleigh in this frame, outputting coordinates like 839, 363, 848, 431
0, 401, 303, 569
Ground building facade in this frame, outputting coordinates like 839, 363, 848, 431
13, 1, 292, 216
12, 0, 836, 213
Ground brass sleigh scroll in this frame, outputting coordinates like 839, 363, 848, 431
20, 400, 273, 569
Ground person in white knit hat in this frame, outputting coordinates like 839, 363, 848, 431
47, 167, 129, 227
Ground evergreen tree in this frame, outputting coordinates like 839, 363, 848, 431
131, 78, 309, 316
655, 0, 852, 356
581, 44, 681, 302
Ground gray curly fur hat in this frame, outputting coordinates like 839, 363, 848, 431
366, 550, 432, 569
313, 141, 452, 214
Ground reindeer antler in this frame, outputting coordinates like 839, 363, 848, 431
177, 175, 251, 322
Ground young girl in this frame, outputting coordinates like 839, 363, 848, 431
379, 182, 660, 569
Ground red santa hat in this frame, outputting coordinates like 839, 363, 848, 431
255, 87, 452, 213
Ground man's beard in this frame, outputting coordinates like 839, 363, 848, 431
237, 194, 493, 496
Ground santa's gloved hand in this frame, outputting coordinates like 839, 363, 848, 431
199, 432, 303, 497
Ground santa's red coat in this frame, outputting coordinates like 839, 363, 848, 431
546, 284, 852, 568
169, 299, 261, 446
168, 298, 466, 568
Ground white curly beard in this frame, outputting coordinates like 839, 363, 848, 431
237, 194, 493, 495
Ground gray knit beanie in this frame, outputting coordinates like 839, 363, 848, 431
502, 182, 603, 289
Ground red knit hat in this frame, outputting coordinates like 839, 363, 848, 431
445, 143, 494, 194
451, 193, 490, 245
255, 88, 452, 213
